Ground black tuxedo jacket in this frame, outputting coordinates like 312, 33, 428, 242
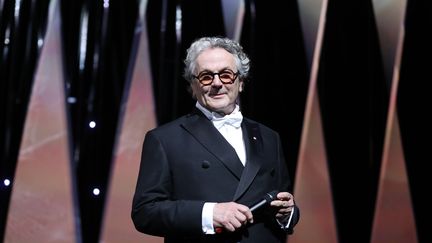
132, 109, 299, 243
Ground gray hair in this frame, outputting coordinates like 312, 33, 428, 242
183, 37, 250, 83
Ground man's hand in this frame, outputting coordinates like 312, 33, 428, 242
270, 192, 295, 220
213, 202, 253, 232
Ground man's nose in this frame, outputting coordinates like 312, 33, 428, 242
211, 74, 223, 86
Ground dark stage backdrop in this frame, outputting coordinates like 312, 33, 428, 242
0, 0, 429, 243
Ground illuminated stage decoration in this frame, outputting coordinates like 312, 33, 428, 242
5, 3, 75, 242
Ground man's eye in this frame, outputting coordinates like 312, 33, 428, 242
219, 73, 232, 79
199, 74, 213, 80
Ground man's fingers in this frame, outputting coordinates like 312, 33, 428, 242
214, 202, 254, 231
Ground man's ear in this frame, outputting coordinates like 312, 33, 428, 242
239, 81, 245, 92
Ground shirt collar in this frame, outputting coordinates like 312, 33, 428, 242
195, 102, 243, 129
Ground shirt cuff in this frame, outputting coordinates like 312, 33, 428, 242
202, 202, 217, 234
276, 206, 295, 229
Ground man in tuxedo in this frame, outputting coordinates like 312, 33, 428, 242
132, 36, 299, 243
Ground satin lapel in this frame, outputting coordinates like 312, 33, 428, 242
233, 119, 263, 201
181, 112, 244, 180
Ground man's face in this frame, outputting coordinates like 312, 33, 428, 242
191, 48, 243, 115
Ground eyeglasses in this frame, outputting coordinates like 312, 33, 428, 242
193, 69, 239, 85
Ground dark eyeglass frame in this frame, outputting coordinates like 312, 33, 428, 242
193, 69, 239, 86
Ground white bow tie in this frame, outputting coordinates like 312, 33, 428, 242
211, 111, 243, 129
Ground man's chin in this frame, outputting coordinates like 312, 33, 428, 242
210, 105, 236, 115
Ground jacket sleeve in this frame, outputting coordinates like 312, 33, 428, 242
131, 131, 205, 237
276, 133, 300, 234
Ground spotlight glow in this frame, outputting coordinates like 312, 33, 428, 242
93, 188, 100, 196
67, 97, 77, 103
37, 38, 44, 47
4, 179, 11, 186
89, 121, 96, 128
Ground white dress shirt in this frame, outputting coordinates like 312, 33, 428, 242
196, 102, 246, 234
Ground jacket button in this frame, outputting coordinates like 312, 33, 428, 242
202, 160, 210, 169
